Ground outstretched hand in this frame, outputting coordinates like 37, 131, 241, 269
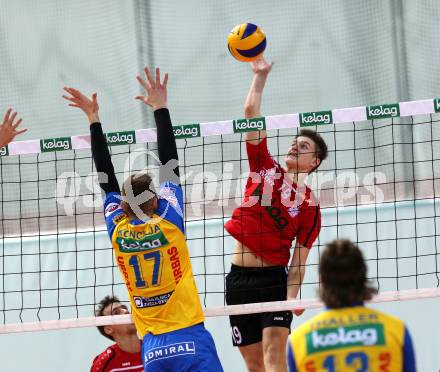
250, 56, 273, 75
63, 87, 100, 124
0, 108, 26, 147
136, 67, 168, 111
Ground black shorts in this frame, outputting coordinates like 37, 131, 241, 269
225, 264, 293, 347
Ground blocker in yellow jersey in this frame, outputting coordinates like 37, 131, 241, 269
288, 306, 415, 371
286, 239, 415, 372
63, 67, 223, 371
104, 185, 205, 337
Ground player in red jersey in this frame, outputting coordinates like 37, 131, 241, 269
0, 108, 26, 148
224, 58, 328, 372
91, 296, 143, 372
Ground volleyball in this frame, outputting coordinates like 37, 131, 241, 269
227, 23, 266, 62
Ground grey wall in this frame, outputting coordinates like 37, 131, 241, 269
2, 1, 440, 140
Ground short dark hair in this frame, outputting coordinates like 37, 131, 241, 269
319, 239, 377, 308
122, 172, 157, 217
296, 129, 328, 172
95, 295, 121, 341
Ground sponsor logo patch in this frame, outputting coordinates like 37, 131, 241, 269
259, 167, 278, 187
144, 342, 196, 365
159, 187, 178, 207
105, 203, 121, 217
40, 137, 72, 152
300, 111, 332, 126
233, 117, 266, 133
434, 98, 440, 113
116, 230, 169, 253
306, 324, 385, 354
287, 206, 300, 217
106, 131, 136, 145
167, 246, 182, 284
173, 124, 200, 139
366, 103, 400, 119
134, 292, 173, 308
117, 256, 133, 292
112, 213, 126, 225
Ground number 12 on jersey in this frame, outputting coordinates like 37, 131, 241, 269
129, 251, 163, 288
322, 351, 368, 372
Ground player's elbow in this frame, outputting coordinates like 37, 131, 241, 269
244, 104, 258, 119
288, 265, 305, 282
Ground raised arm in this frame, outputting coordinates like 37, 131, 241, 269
0, 108, 26, 148
244, 57, 273, 145
136, 67, 180, 184
62, 87, 120, 194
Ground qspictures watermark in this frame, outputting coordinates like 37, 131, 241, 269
55, 149, 387, 217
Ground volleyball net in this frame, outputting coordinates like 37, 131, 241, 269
1, 98, 440, 333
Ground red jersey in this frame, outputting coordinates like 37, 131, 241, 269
225, 138, 321, 265
90, 343, 143, 372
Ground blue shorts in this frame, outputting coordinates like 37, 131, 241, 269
142, 323, 223, 372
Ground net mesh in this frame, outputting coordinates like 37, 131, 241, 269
1, 104, 440, 330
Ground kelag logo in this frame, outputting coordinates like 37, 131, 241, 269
40, 137, 72, 152
173, 124, 200, 139
300, 111, 332, 126
434, 98, 440, 113
233, 117, 266, 133
116, 230, 169, 253
306, 324, 385, 354
366, 103, 399, 119
106, 131, 136, 146
0, 145, 8, 156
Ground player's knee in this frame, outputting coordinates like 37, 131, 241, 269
242, 352, 265, 372
245, 359, 265, 372
263, 342, 285, 367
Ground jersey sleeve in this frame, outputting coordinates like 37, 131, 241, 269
90, 348, 115, 372
402, 326, 416, 372
90, 122, 121, 194
90, 356, 102, 372
286, 341, 298, 372
103, 192, 126, 239
246, 137, 276, 172
155, 108, 180, 180
155, 181, 184, 234
296, 204, 321, 249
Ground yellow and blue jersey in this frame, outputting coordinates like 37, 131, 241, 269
287, 305, 416, 372
103, 181, 204, 338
